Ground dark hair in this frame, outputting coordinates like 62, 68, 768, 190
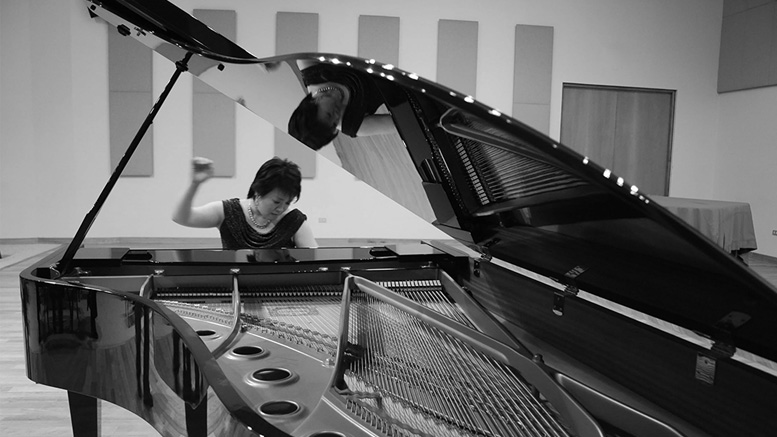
247, 157, 302, 201
287, 93, 339, 150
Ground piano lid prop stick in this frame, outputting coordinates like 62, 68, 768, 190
54, 51, 194, 278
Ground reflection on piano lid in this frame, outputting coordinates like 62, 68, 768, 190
19, 0, 777, 436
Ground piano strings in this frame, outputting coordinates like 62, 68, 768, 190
334, 277, 574, 437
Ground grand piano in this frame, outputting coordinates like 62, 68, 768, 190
20, 1, 777, 436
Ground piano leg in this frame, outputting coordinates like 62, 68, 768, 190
185, 396, 207, 437
67, 391, 99, 437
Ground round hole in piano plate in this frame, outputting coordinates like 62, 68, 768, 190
252, 368, 292, 382
248, 367, 298, 386
196, 329, 219, 338
231, 345, 265, 358
259, 400, 300, 416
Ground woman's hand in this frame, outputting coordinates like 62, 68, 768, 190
173, 157, 224, 228
192, 156, 215, 184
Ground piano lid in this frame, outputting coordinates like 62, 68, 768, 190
85, 0, 257, 63
84, 0, 777, 364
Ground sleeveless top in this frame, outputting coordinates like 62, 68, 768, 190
218, 198, 307, 249
301, 63, 385, 137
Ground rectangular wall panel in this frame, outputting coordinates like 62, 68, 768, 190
108, 27, 153, 176
358, 15, 400, 65
512, 24, 553, 135
718, 1, 777, 92
723, 0, 773, 17
436, 19, 478, 97
193, 10, 236, 177
276, 12, 319, 55
275, 12, 319, 178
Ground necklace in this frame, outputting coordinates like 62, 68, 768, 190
247, 200, 271, 229
313, 85, 341, 97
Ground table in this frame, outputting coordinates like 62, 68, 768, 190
651, 195, 758, 255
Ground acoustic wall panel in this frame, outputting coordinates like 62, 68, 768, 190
193, 10, 236, 177
276, 12, 319, 55
108, 28, 153, 176
723, 0, 772, 16
718, 1, 777, 92
512, 104, 551, 135
437, 20, 478, 97
513, 25, 553, 135
275, 12, 318, 178
358, 15, 400, 65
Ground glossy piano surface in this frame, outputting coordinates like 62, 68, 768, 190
20, 0, 777, 436
22, 243, 603, 436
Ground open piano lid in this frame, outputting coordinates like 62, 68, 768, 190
83, 0, 777, 366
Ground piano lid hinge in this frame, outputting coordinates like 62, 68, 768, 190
694, 311, 749, 385
710, 339, 736, 358
477, 238, 500, 262
714, 310, 751, 332
552, 284, 579, 316
553, 265, 587, 316
473, 240, 497, 277
695, 339, 736, 386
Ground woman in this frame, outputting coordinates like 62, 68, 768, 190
287, 60, 395, 150
173, 156, 316, 249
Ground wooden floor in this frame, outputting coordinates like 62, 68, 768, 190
2, 243, 777, 436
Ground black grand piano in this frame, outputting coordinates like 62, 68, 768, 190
20, 1, 777, 436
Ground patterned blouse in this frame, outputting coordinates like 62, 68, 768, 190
218, 198, 307, 249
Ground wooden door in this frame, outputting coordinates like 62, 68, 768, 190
560, 84, 674, 195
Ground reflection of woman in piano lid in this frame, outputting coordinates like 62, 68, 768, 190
288, 60, 396, 150
172, 156, 317, 249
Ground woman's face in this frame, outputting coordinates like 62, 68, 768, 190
313, 87, 346, 129
255, 188, 293, 220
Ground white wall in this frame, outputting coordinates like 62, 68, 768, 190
716, 88, 777, 256
6, 0, 775, 256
